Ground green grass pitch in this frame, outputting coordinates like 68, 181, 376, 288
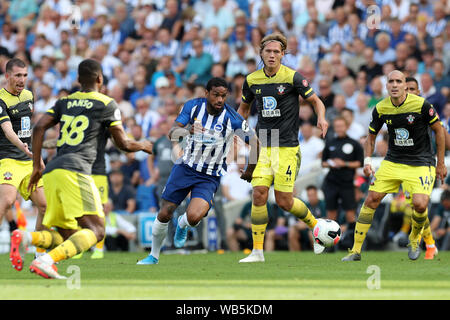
1, 251, 449, 300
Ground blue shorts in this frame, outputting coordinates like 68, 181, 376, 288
161, 164, 221, 209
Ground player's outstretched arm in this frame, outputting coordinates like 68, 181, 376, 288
306, 94, 328, 138
28, 113, 58, 192
109, 124, 153, 154
0, 121, 33, 158
431, 121, 447, 184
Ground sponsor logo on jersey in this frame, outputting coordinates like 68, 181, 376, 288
3, 171, 12, 180
262, 96, 280, 117
394, 128, 413, 146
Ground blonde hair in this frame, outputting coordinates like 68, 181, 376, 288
260, 33, 287, 53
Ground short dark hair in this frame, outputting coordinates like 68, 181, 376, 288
441, 189, 450, 202
306, 185, 318, 192
6, 58, 26, 73
78, 59, 102, 86
405, 76, 418, 85
206, 77, 228, 91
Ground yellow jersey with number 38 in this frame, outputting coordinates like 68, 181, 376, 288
44, 91, 122, 175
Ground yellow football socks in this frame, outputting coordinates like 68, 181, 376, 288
48, 229, 97, 263
422, 217, 435, 246
289, 198, 317, 229
95, 238, 105, 250
352, 205, 375, 253
410, 209, 428, 241
30, 230, 64, 249
250, 204, 268, 250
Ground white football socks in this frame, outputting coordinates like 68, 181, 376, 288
150, 218, 169, 259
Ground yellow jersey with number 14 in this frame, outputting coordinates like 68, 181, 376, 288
44, 91, 122, 175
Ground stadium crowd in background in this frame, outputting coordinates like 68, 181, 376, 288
0, 0, 449, 253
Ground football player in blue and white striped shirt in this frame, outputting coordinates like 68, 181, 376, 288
137, 77, 259, 265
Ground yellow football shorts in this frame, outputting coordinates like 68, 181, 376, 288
0, 158, 44, 200
92, 174, 108, 205
370, 160, 435, 196
251, 146, 301, 193
42, 169, 104, 230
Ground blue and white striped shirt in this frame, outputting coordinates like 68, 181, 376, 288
426, 19, 446, 37
176, 98, 252, 177
328, 23, 353, 46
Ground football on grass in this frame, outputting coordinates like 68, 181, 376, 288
313, 218, 341, 247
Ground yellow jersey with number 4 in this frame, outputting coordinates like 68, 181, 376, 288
44, 91, 122, 175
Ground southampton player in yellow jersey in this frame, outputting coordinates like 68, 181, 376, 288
9, 59, 153, 279
0, 58, 47, 258
237, 33, 328, 262
342, 70, 447, 261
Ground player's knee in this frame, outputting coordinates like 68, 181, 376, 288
94, 227, 105, 243
186, 212, 203, 226
252, 187, 268, 206
275, 197, 293, 212
365, 193, 383, 209
412, 202, 428, 214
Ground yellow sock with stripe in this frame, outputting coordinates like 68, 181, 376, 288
410, 209, 428, 242
250, 204, 268, 250
289, 198, 317, 229
95, 237, 105, 250
30, 230, 64, 249
351, 205, 375, 253
421, 217, 435, 246
48, 229, 98, 263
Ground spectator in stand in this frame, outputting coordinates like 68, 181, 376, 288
160, 0, 183, 40
154, 27, 179, 60
421, 73, 447, 117
34, 83, 57, 114
341, 108, 366, 141
373, 32, 396, 65
394, 42, 409, 71
103, 199, 137, 252
183, 38, 213, 86
8, 0, 39, 33
354, 93, 372, 129
368, 76, 384, 109
432, 59, 450, 97
221, 154, 253, 204
340, 77, 359, 112
109, 169, 137, 215
360, 47, 383, 82
318, 77, 335, 110
135, 97, 161, 138
31, 34, 54, 64
108, 84, 135, 119
0, 23, 17, 56
202, 0, 236, 40
298, 121, 325, 176
298, 20, 329, 65
432, 188, 450, 250
129, 73, 154, 108
388, 18, 407, 49
225, 41, 249, 82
